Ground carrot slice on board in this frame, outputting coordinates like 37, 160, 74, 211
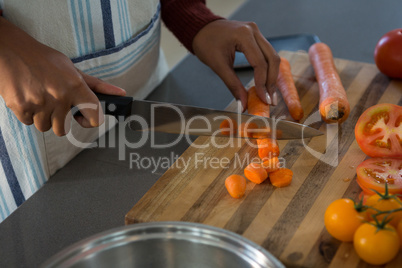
244, 162, 268, 184
225, 175, 247, 198
262, 157, 280, 173
270, 168, 293, 188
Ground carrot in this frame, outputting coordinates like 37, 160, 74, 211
244, 162, 268, 184
253, 133, 270, 139
256, 138, 280, 160
262, 157, 280, 173
238, 122, 277, 139
225, 175, 247, 198
251, 127, 283, 139
308, 42, 350, 124
238, 122, 259, 138
277, 57, 304, 121
219, 118, 238, 136
269, 168, 293, 188
247, 86, 270, 118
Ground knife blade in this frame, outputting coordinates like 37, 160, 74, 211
78, 93, 322, 140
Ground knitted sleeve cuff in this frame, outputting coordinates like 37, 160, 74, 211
161, 0, 224, 54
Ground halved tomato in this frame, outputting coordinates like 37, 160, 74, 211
356, 158, 402, 195
355, 103, 401, 158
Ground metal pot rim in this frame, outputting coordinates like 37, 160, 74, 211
42, 221, 284, 268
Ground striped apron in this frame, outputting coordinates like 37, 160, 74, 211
0, 0, 169, 222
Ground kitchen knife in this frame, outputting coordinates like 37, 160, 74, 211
75, 93, 323, 140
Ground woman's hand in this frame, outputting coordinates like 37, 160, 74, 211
192, 19, 280, 111
0, 17, 126, 136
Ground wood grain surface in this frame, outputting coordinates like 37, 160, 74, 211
126, 51, 402, 267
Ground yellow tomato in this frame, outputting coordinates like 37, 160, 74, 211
324, 199, 366, 242
397, 220, 402, 247
366, 194, 402, 227
354, 222, 400, 265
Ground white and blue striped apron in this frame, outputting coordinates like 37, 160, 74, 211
0, 0, 169, 222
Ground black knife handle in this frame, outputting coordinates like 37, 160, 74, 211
73, 93, 133, 119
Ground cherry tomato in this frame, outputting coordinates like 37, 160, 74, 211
356, 158, 402, 195
324, 198, 366, 242
397, 220, 402, 247
354, 222, 400, 265
366, 194, 402, 227
374, 28, 402, 79
355, 103, 402, 158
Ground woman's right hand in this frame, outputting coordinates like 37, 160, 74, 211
0, 17, 126, 136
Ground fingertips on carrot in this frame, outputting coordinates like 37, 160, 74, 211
248, 86, 270, 118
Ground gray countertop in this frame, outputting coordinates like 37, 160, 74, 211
1, 0, 401, 267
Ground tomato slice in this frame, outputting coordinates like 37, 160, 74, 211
355, 103, 402, 158
356, 158, 402, 195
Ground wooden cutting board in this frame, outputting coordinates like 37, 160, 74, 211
126, 51, 402, 267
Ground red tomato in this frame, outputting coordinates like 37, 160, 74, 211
355, 103, 402, 158
374, 28, 402, 79
356, 158, 402, 195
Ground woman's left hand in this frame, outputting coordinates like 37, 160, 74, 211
192, 19, 280, 111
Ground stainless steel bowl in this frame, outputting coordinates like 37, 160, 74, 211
42, 222, 284, 268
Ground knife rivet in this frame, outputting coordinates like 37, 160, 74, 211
108, 103, 117, 112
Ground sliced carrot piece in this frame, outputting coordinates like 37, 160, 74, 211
269, 168, 293, 188
225, 175, 247, 199
262, 157, 280, 173
219, 118, 238, 136
256, 138, 280, 160
238, 122, 259, 137
244, 162, 268, 184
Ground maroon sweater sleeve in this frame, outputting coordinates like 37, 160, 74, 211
161, 0, 224, 53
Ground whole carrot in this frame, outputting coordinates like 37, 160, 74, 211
277, 57, 304, 121
225, 175, 247, 198
247, 86, 270, 118
308, 43, 350, 124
